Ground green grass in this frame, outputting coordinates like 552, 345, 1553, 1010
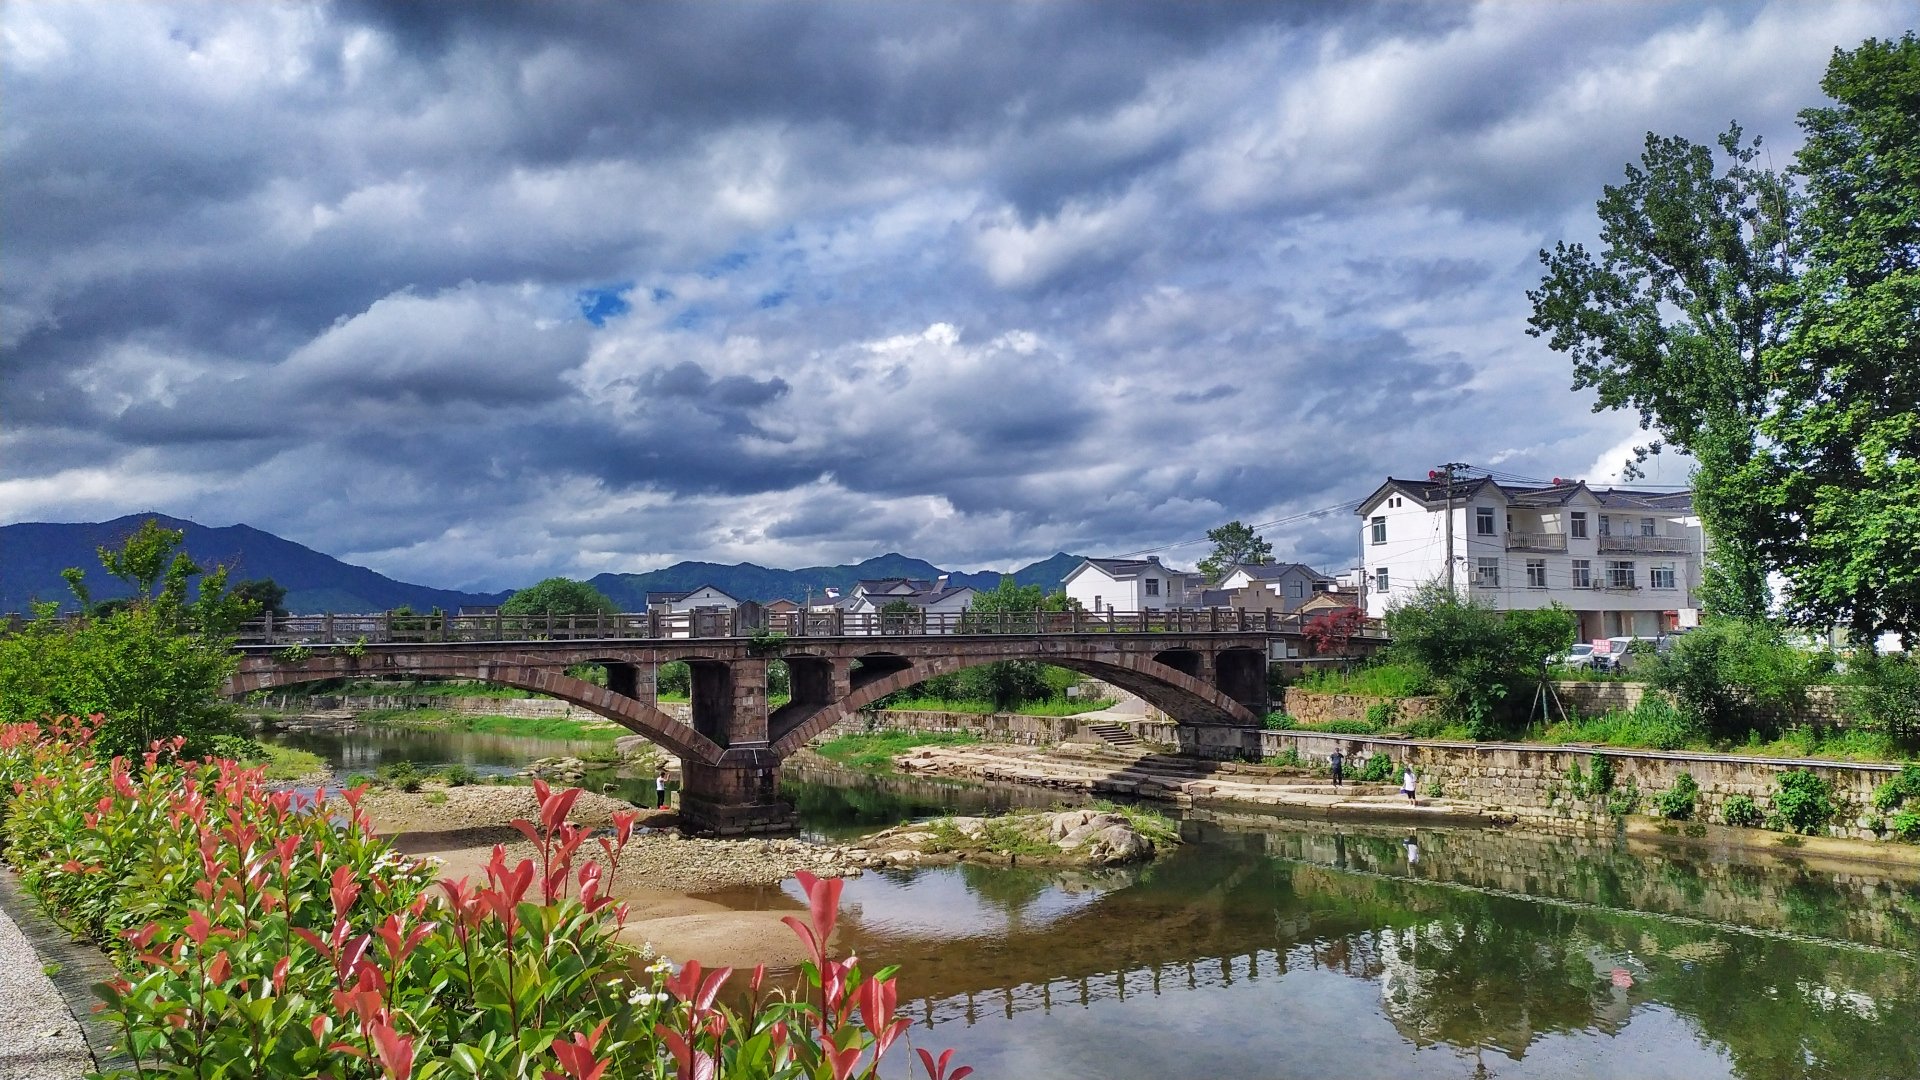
814, 731, 980, 770
359, 708, 625, 742
256, 744, 328, 782
1536, 708, 1917, 763
1087, 800, 1181, 847
1291, 662, 1434, 697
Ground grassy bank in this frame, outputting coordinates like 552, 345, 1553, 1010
254, 743, 328, 782
358, 707, 627, 742
814, 731, 980, 770
1534, 711, 1917, 763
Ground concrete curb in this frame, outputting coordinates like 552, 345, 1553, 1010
0, 868, 138, 1075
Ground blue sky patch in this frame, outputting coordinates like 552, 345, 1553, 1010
576, 283, 634, 326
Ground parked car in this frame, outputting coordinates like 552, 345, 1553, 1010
1550, 643, 1598, 670
1595, 635, 1672, 673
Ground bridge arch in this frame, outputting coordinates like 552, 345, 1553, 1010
227, 653, 727, 766
769, 651, 1261, 757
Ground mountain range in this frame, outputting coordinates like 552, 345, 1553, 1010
0, 514, 1086, 614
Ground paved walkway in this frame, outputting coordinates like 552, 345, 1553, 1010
0, 903, 91, 1080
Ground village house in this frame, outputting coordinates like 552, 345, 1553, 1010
644, 585, 741, 613
1355, 475, 1703, 641
1215, 562, 1337, 614
1061, 556, 1192, 615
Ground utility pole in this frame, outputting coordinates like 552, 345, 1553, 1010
1437, 462, 1470, 596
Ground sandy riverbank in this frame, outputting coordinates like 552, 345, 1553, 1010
365, 787, 852, 969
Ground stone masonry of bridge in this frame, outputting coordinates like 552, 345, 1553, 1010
227, 633, 1275, 833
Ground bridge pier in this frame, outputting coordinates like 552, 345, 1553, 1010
679, 748, 796, 835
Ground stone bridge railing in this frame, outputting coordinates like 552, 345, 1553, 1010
228, 606, 1381, 646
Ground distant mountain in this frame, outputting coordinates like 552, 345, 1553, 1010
0, 514, 509, 615
0, 512, 1091, 615
587, 551, 1088, 608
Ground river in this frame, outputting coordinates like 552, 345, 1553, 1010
272, 723, 1920, 1079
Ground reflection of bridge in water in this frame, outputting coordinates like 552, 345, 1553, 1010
844, 816, 1920, 1065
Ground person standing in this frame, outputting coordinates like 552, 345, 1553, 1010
656, 770, 669, 809
1329, 748, 1344, 788
1401, 763, 1418, 804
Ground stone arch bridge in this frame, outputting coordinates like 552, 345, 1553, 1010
227, 612, 1316, 833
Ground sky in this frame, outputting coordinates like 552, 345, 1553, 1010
2, 1, 1911, 591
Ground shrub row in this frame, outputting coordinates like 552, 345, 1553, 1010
0, 716, 969, 1080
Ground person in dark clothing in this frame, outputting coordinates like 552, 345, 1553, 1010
1329, 748, 1344, 787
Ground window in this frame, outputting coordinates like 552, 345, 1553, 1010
1145, 578, 1160, 597
1607, 560, 1636, 589
1640, 517, 1657, 537
1370, 516, 1387, 544
1288, 580, 1305, 598
1598, 514, 1612, 536
1373, 567, 1389, 593
1651, 563, 1677, 589
1475, 507, 1496, 535
1526, 559, 1548, 588
1570, 512, 1588, 539
1571, 559, 1592, 588
1475, 557, 1501, 587
1506, 513, 1513, 534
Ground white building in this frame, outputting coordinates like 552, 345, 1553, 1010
1062, 557, 1191, 615
831, 576, 977, 632
1217, 563, 1336, 614
644, 585, 740, 613
1355, 475, 1704, 641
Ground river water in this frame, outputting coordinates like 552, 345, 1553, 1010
273, 724, 1920, 1080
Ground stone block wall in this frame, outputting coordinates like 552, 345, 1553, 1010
1258, 730, 1904, 842
1552, 681, 1851, 724
831, 710, 1090, 746
1280, 689, 1440, 725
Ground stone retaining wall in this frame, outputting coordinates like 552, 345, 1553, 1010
833, 709, 1105, 746
1257, 730, 1905, 843
1280, 689, 1439, 725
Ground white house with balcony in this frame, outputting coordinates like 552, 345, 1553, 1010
1062, 556, 1190, 615
1355, 475, 1704, 641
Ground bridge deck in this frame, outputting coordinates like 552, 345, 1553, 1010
233, 607, 1381, 647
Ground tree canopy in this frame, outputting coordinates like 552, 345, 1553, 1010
1529, 34, 1919, 644
500, 577, 618, 617
0, 518, 248, 757
1197, 521, 1274, 584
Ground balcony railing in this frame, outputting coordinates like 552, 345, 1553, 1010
1506, 531, 1568, 553
1598, 535, 1694, 555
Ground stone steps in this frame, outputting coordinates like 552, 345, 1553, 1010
1084, 722, 1144, 750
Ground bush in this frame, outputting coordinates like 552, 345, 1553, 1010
1846, 651, 1920, 741
1365, 701, 1401, 728
0, 718, 970, 1080
1384, 584, 1574, 739
1607, 778, 1642, 817
379, 759, 424, 793
1769, 769, 1836, 834
1891, 808, 1920, 843
1654, 772, 1699, 820
441, 763, 478, 787
1723, 793, 1765, 827
1652, 619, 1816, 741
1263, 713, 1295, 730
1358, 752, 1397, 783
1303, 719, 1381, 735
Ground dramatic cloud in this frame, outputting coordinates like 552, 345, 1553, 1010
1, 0, 1908, 589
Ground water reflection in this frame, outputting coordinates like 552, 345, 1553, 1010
273, 725, 1920, 1078
754, 821, 1920, 1080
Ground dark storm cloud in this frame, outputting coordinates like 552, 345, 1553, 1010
2, 0, 1908, 588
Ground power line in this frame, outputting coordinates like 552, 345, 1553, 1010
1109, 499, 1365, 560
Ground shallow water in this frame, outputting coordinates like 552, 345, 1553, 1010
276, 725, 1920, 1079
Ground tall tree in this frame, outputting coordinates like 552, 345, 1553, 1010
1531, 35, 1920, 641
500, 577, 618, 617
1527, 125, 1793, 621
1197, 521, 1275, 584
1758, 35, 1920, 644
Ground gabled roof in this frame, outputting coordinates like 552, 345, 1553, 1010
1073, 557, 1171, 579
852, 586, 974, 609
1231, 562, 1332, 583
853, 578, 935, 595
645, 584, 738, 605
1357, 474, 1691, 516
